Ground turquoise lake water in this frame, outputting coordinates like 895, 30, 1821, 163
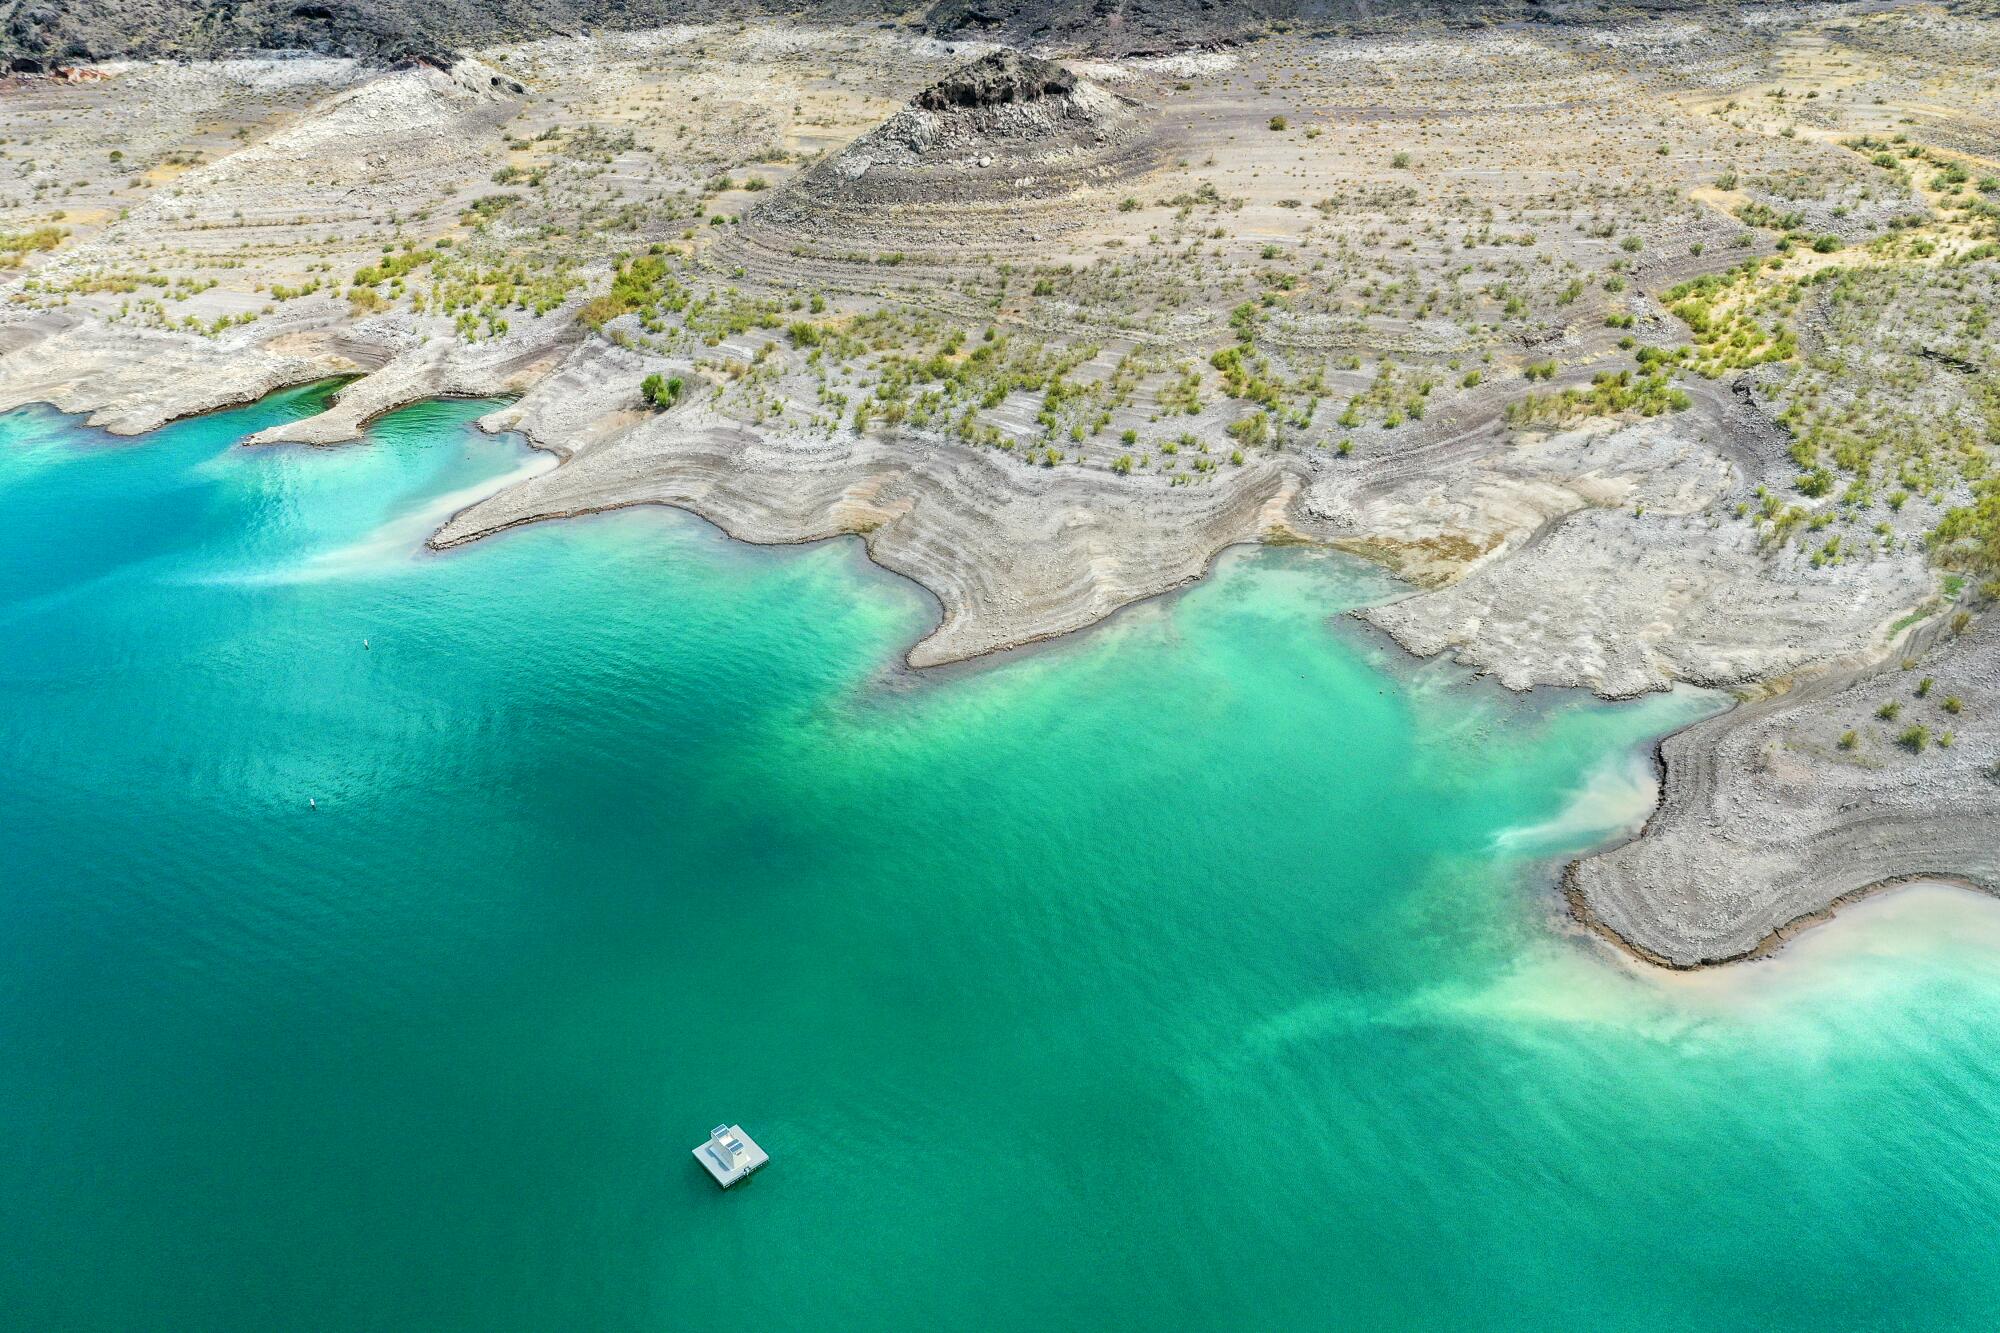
6, 387, 2000, 1330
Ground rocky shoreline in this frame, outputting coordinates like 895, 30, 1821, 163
12, 311, 1991, 970
2, 10, 1994, 968
1567, 612, 2000, 966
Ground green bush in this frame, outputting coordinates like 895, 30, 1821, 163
641, 373, 685, 409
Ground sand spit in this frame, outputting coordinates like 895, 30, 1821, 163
1, 12, 1995, 966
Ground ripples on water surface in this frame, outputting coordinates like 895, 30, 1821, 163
4, 388, 2000, 1331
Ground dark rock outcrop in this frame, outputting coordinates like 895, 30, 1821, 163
0, 0, 1823, 69
913, 49, 1075, 110
745, 47, 1151, 231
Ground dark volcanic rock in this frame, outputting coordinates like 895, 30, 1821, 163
0, 0, 1824, 68
921, 0, 1820, 54
913, 49, 1075, 110
740, 45, 1153, 245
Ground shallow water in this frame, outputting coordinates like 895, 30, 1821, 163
4, 390, 1999, 1331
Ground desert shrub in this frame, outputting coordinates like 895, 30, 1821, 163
641, 373, 685, 409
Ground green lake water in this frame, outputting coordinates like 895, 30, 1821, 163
5, 387, 2000, 1330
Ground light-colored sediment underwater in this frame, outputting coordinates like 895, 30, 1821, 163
6, 395, 2000, 1329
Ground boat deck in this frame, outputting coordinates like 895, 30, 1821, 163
693, 1125, 767, 1188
